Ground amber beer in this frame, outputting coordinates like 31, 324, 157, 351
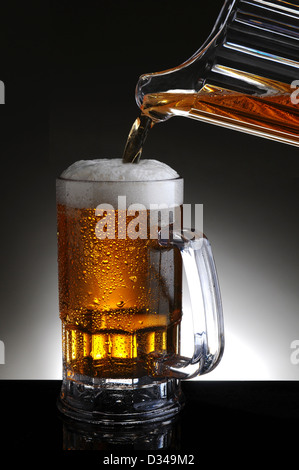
57, 170, 183, 380
141, 84, 299, 146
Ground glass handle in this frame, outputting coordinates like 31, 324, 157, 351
157, 229, 224, 380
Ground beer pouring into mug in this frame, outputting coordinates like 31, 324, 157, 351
56, 159, 224, 424
55, 0, 299, 426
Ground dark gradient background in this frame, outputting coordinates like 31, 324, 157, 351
0, 0, 298, 380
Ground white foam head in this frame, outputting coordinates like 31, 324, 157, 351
57, 158, 183, 209
60, 158, 180, 182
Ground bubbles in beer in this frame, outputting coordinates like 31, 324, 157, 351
57, 158, 183, 379
57, 203, 182, 379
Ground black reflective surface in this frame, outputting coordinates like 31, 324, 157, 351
0, 380, 298, 454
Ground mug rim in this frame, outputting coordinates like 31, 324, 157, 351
56, 176, 183, 184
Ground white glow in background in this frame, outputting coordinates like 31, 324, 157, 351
0, 228, 298, 381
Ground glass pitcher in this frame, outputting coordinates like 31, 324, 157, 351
135, 0, 299, 147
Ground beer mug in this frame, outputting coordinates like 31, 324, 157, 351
56, 162, 224, 424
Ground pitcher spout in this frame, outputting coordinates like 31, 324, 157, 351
135, 0, 237, 110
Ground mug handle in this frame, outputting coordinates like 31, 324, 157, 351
156, 229, 224, 379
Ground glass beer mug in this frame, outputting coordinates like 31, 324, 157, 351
135, 0, 299, 147
56, 163, 224, 424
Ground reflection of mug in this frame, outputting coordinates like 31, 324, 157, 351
56, 176, 224, 424
61, 415, 180, 450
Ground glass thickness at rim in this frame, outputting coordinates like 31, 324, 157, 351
56, 176, 183, 183
56, 177, 184, 210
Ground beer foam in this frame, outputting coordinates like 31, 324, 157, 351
60, 158, 180, 181
57, 158, 183, 209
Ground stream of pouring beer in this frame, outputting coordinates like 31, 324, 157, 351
122, 114, 153, 163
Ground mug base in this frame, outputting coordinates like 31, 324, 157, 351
57, 374, 185, 425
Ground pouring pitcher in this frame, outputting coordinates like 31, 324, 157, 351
136, 0, 299, 146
